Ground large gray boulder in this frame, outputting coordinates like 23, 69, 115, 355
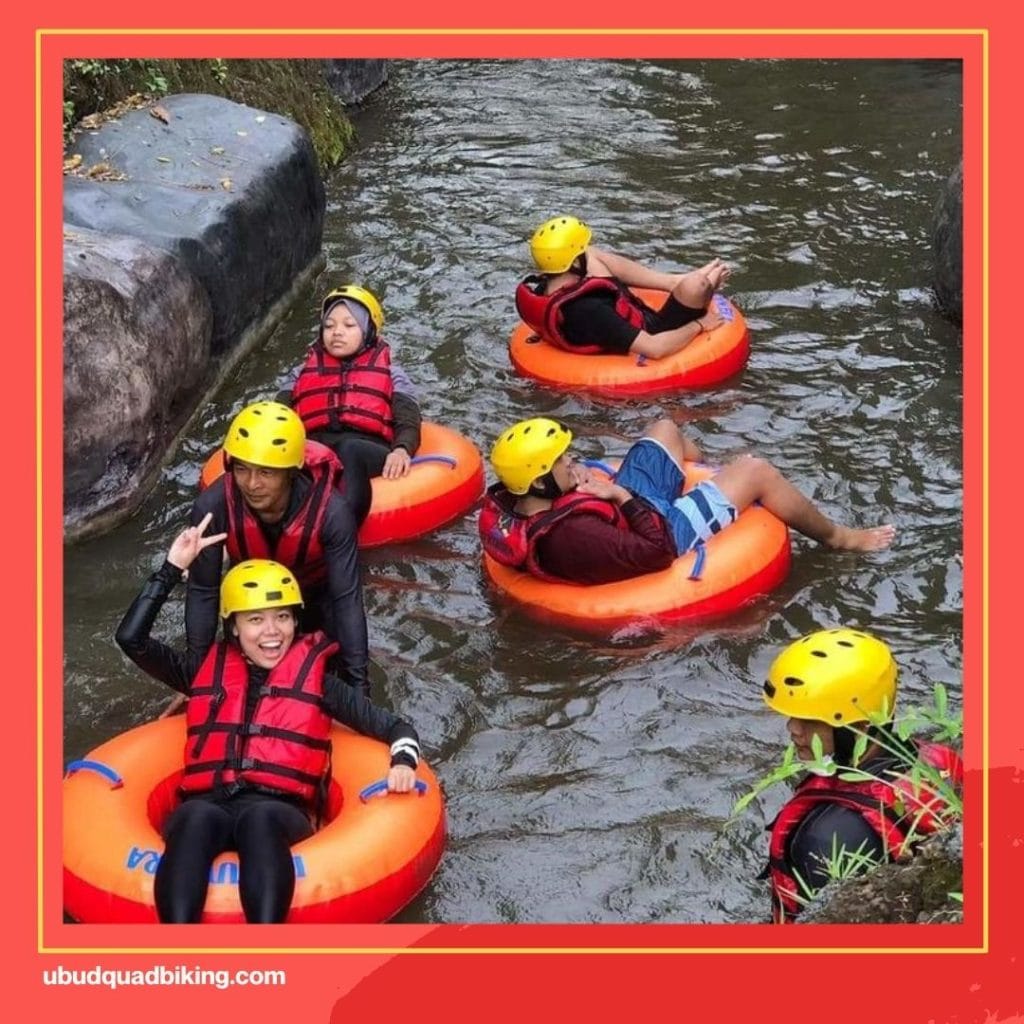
63, 227, 212, 538
932, 160, 963, 326
64, 93, 325, 356
323, 60, 388, 104
63, 94, 327, 540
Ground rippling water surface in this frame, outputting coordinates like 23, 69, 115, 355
64, 59, 963, 923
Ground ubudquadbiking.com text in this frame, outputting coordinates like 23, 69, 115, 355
42, 965, 286, 990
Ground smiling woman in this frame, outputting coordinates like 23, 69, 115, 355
105, 521, 432, 923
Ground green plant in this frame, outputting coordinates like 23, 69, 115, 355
210, 58, 229, 84
732, 683, 962, 825
62, 100, 76, 144
69, 58, 114, 78
143, 63, 168, 95
784, 836, 888, 912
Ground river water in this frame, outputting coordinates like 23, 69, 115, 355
63, 58, 963, 923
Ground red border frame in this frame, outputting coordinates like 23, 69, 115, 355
9, 4, 1012, 1019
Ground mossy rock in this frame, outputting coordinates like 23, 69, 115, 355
63, 59, 356, 172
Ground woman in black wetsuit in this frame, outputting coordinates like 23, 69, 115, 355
115, 514, 422, 923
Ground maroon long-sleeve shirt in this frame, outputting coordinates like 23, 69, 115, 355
532, 497, 676, 585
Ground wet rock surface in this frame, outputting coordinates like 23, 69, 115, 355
63, 94, 325, 539
324, 59, 388, 104
63, 227, 212, 537
932, 160, 963, 326
800, 827, 963, 924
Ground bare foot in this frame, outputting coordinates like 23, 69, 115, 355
695, 257, 731, 289
706, 261, 731, 290
825, 524, 896, 552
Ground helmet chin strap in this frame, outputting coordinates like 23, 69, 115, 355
527, 471, 568, 500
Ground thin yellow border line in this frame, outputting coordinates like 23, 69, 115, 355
43, 30, 986, 956
39, 27, 986, 34
36, 25, 45, 948
39, 945, 988, 955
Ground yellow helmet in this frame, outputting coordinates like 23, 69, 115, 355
220, 559, 304, 618
490, 418, 573, 495
763, 628, 898, 726
529, 215, 592, 274
222, 401, 305, 469
321, 284, 384, 334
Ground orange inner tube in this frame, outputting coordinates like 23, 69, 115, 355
509, 289, 750, 396
482, 463, 790, 631
63, 717, 446, 923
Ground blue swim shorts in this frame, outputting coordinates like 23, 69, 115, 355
614, 437, 737, 555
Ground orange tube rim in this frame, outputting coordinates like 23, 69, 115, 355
509, 289, 750, 396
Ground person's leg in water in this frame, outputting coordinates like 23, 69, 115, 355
708, 455, 894, 551
333, 434, 390, 526
155, 798, 234, 922
233, 794, 315, 923
633, 419, 895, 553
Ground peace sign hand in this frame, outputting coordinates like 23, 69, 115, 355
166, 513, 228, 572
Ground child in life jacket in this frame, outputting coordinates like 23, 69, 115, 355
759, 629, 963, 922
514, 214, 731, 359
115, 515, 422, 923
479, 417, 896, 586
284, 284, 422, 526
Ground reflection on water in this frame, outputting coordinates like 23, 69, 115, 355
64, 59, 962, 923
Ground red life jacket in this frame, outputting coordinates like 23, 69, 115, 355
478, 483, 629, 582
514, 275, 647, 353
224, 440, 341, 592
291, 340, 395, 442
181, 632, 339, 805
766, 741, 963, 922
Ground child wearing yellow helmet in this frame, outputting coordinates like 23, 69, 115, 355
481, 416, 896, 586
515, 214, 732, 359
759, 629, 962, 922
184, 400, 371, 697
115, 515, 423, 923
280, 283, 423, 526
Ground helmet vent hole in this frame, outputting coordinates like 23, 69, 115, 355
524, 426, 532, 434
763, 681, 775, 697
546, 428, 556, 436
242, 581, 258, 589
253, 409, 263, 416
833, 713, 843, 721
266, 590, 282, 601
239, 428, 249, 438
784, 676, 804, 686
811, 650, 827, 658
272, 439, 286, 447
838, 640, 854, 647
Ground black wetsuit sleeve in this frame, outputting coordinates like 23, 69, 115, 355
787, 803, 887, 896
321, 675, 420, 768
319, 494, 370, 691
560, 293, 641, 353
115, 561, 200, 694
391, 391, 422, 455
184, 481, 229, 663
